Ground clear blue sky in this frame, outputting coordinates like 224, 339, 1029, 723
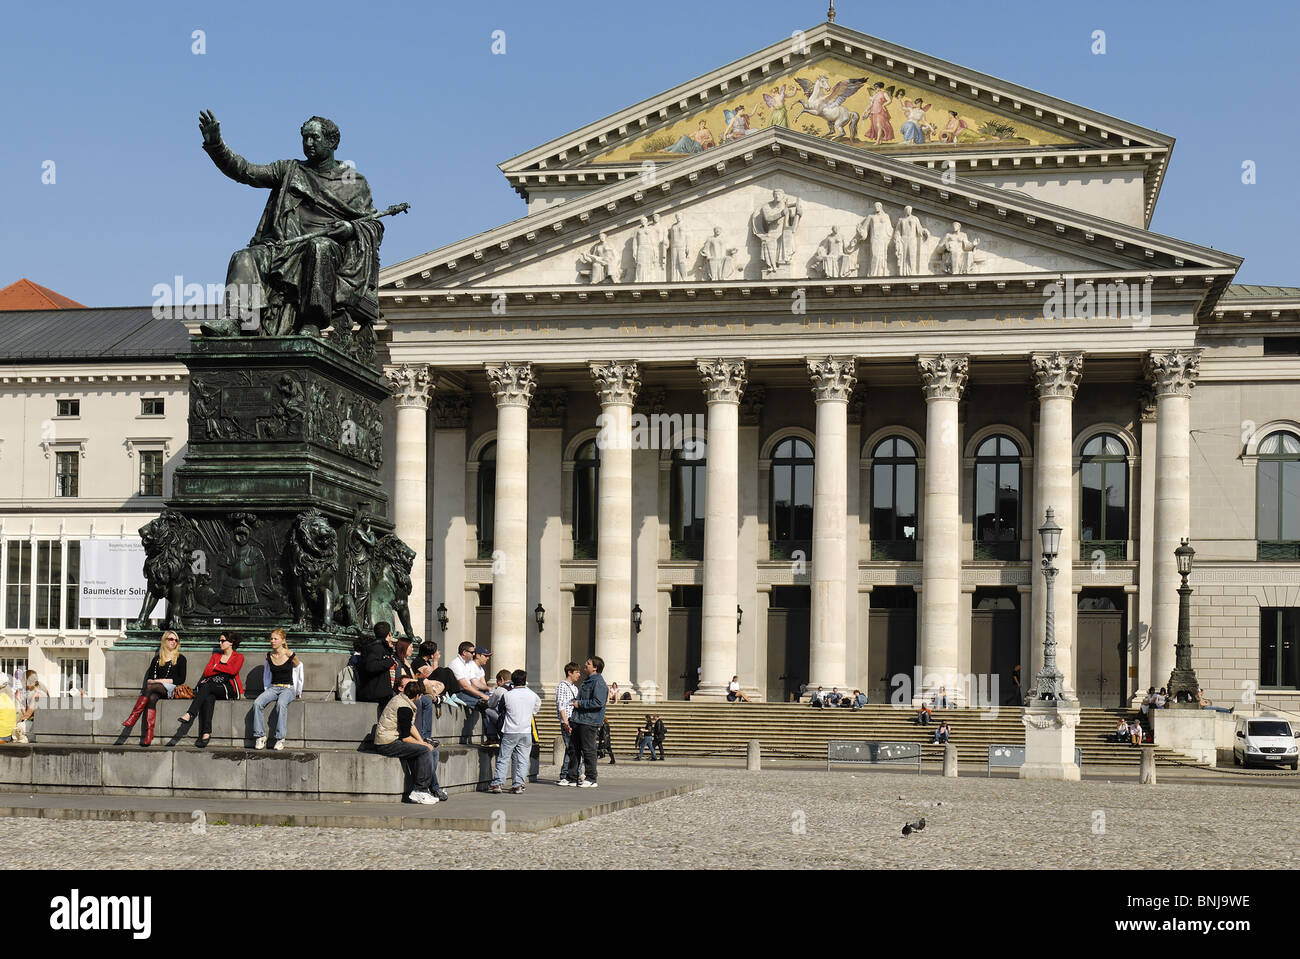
2, 0, 1297, 305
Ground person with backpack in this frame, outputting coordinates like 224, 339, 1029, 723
652, 714, 666, 761
634, 714, 656, 760
597, 717, 617, 765
562, 656, 607, 788
487, 669, 540, 795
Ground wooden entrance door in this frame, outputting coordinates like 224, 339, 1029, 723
1077, 597, 1126, 707
868, 608, 917, 704
667, 603, 701, 701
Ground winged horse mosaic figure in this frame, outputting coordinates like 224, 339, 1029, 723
792, 75, 869, 140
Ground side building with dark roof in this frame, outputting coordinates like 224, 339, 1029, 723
0, 306, 190, 690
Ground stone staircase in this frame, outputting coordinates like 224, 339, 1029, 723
536, 702, 1200, 767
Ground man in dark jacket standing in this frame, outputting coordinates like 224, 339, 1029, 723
652, 714, 666, 761
563, 656, 607, 788
357, 622, 400, 705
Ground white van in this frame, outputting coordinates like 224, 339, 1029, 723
1232, 716, 1299, 769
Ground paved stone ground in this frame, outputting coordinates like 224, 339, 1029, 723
2, 762, 1297, 869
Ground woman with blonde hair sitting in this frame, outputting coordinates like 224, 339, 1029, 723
253, 628, 303, 750
122, 630, 187, 747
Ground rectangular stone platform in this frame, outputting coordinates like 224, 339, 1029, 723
0, 741, 491, 802
0, 778, 702, 832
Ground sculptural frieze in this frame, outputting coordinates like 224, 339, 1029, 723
578, 232, 619, 283
700, 226, 740, 280
815, 225, 851, 278
752, 189, 803, 275
894, 205, 931, 276
939, 221, 980, 275
853, 202, 895, 277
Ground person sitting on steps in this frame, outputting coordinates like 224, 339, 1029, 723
179, 632, 244, 748
122, 630, 187, 747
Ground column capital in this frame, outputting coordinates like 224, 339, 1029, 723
1031, 351, 1084, 399
432, 389, 470, 429
590, 361, 640, 407
384, 364, 433, 410
485, 362, 536, 408
1144, 349, 1202, 398
697, 358, 747, 404
529, 388, 568, 428
918, 353, 969, 401
807, 356, 857, 402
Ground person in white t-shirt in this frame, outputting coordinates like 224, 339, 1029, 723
727, 676, 751, 703
449, 642, 491, 709
488, 669, 541, 794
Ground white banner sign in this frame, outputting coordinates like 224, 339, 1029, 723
79, 538, 148, 618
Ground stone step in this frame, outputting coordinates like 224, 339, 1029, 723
33, 695, 486, 751
0, 741, 498, 802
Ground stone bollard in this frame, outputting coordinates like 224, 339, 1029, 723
943, 743, 958, 778
747, 739, 761, 771
1139, 745, 1156, 784
553, 735, 565, 768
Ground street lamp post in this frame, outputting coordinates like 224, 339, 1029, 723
1034, 507, 1068, 702
1166, 538, 1200, 705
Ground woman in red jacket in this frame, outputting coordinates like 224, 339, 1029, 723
179, 632, 245, 747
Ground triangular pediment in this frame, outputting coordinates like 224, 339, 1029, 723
383, 128, 1236, 298
498, 22, 1175, 223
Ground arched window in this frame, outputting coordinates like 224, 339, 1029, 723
1080, 433, 1129, 560
1258, 430, 1300, 560
670, 449, 707, 560
476, 442, 496, 560
770, 437, 814, 559
573, 439, 600, 559
974, 434, 1021, 560
871, 436, 917, 560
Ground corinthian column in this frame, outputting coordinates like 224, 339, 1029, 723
1145, 349, 1201, 689
1032, 351, 1084, 700
384, 364, 432, 637
807, 356, 856, 692
918, 354, 968, 703
485, 362, 536, 673
591, 361, 640, 688
696, 358, 746, 698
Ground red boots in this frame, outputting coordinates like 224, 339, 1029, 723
143, 708, 156, 747
122, 695, 149, 728
122, 695, 157, 746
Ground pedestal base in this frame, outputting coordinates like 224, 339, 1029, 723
1019, 701, 1081, 781
1151, 705, 1216, 766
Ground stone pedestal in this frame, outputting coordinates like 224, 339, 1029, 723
1151, 706, 1215, 766
1019, 701, 1082, 781
119, 335, 401, 654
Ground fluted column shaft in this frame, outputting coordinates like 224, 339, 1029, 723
486, 362, 535, 672
1032, 351, 1083, 699
697, 359, 746, 698
807, 357, 856, 691
1146, 350, 1200, 688
592, 362, 639, 687
918, 354, 968, 702
385, 364, 432, 637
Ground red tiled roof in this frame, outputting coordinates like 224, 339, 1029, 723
0, 278, 86, 310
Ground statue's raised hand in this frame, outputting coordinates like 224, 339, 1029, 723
198, 109, 221, 145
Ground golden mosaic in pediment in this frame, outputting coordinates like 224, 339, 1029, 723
593, 56, 1076, 164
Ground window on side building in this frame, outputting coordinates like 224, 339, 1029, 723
1257, 430, 1300, 560
139, 450, 164, 497
55, 451, 79, 497
1260, 607, 1299, 689
670, 449, 707, 559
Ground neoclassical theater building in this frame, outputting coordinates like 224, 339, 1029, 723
375, 21, 1299, 708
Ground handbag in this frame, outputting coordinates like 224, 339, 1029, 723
173, 685, 195, 700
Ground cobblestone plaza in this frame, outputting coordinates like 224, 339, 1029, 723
4, 763, 1295, 870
